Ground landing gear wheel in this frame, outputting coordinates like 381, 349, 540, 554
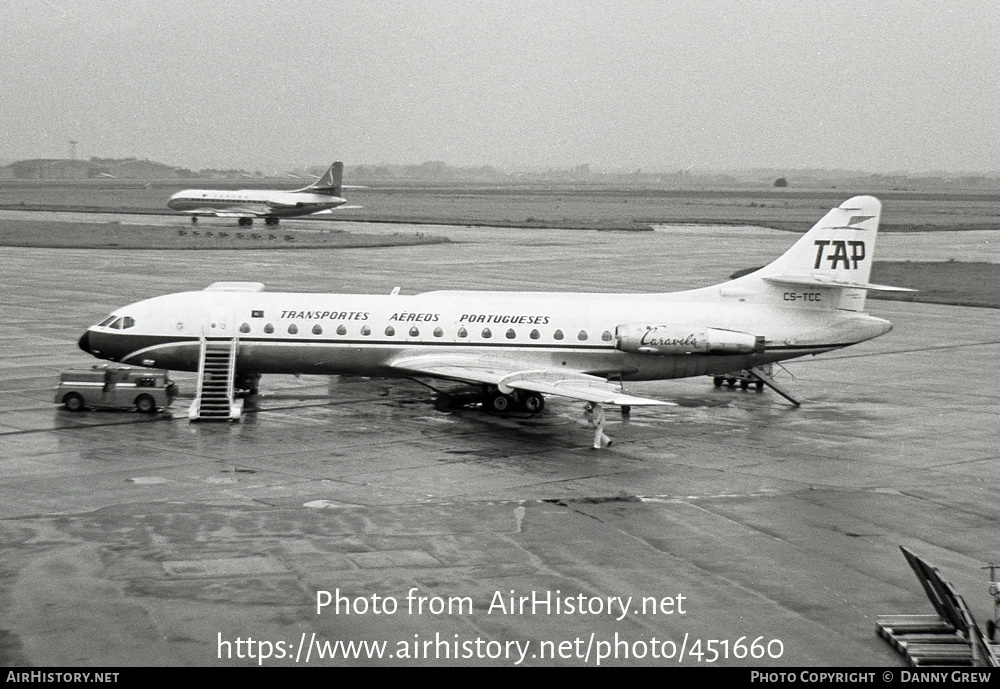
487, 391, 514, 413
265, 217, 280, 226
712, 376, 723, 387
520, 392, 545, 414
63, 393, 85, 412
754, 380, 764, 391
135, 394, 156, 413
739, 379, 749, 390
238, 217, 253, 227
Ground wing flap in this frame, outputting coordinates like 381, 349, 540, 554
505, 377, 672, 406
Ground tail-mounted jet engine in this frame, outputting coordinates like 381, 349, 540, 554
615, 324, 764, 355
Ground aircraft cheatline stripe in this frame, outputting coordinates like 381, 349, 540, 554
109, 333, 845, 358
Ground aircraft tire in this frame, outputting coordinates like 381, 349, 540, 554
487, 391, 513, 413
63, 393, 85, 412
712, 376, 723, 387
520, 392, 545, 414
135, 395, 156, 414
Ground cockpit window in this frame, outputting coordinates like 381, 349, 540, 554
104, 316, 136, 329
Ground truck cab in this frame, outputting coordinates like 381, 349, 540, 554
55, 365, 178, 413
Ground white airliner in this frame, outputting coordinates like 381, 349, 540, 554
166, 161, 352, 226
78, 196, 909, 439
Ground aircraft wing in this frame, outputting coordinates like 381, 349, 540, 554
390, 355, 674, 406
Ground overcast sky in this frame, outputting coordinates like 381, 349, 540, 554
3, 1, 998, 173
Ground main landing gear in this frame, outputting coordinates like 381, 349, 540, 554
237, 217, 279, 226
482, 385, 545, 414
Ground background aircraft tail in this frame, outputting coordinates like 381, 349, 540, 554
725, 195, 909, 311
296, 161, 344, 197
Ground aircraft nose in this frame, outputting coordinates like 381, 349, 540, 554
78, 330, 92, 354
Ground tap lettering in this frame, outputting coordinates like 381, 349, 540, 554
813, 240, 866, 269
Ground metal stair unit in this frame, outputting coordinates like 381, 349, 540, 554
878, 546, 1000, 667
189, 337, 243, 421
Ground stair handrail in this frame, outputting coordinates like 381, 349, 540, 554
226, 337, 238, 413
189, 335, 208, 420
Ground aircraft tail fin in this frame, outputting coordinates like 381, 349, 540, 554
728, 195, 911, 311
295, 161, 344, 197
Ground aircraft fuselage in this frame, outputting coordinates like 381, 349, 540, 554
78, 287, 892, 383
166, 190, 347, 218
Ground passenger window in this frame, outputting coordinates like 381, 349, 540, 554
240, 323, 251, 334
122, 316, 135, 329
457, 327, 468, 338
530, 329, 540, 340
481, 328, 492, 339
553, 329, 564, 340
361, 325, 371, 336
288, 323, 298, 334
409, 326, 419, 337
312, 324, 323, 335
602, 330, 613, 341
264, 323, 274, 334
385, 326, 395, 336
433, 327, 444, 337
506, 328, 516, 339
578, 330, 588, 341
336, 325, 347, 335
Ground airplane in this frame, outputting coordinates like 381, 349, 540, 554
77, 195, 910, 444
166, 161, 354, 226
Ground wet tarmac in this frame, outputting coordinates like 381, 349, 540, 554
1, 215, 999, 666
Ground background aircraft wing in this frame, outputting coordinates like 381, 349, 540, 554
390, 355, 674, 406
310, 205, 364, 213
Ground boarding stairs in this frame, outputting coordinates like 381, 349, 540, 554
877, 547, 1000, 667
188, 337, 242, 421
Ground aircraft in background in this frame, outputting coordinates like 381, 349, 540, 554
78, 196, 910, 445
166, 161, 355, 226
